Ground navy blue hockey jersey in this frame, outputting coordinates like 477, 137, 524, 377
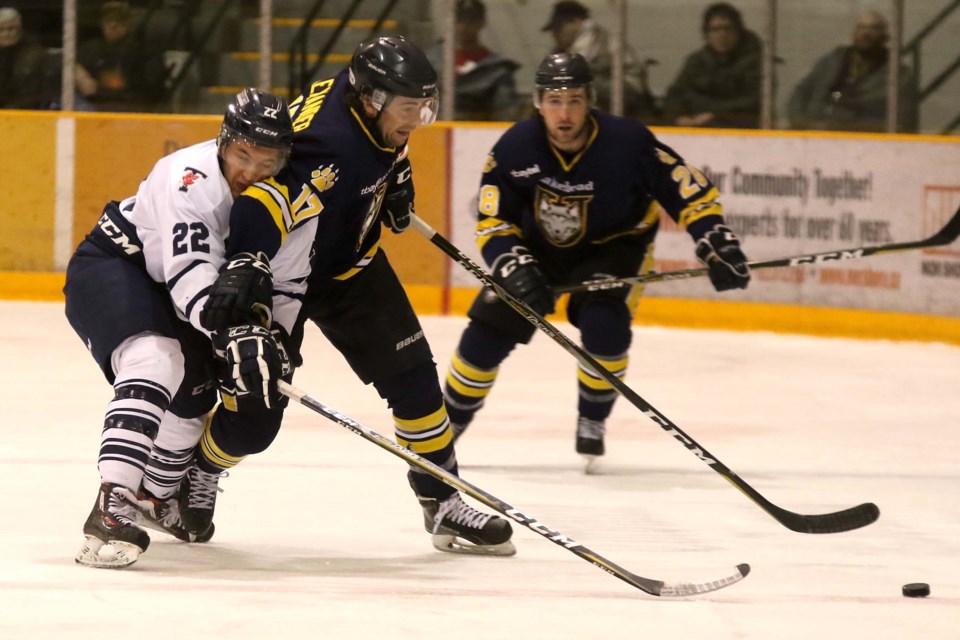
231, 69, 404, 282
475, 110, 725, 267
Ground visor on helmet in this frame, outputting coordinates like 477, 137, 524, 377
368, 88, 439, 126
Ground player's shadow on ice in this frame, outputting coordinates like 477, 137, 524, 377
130, 542, 453, 580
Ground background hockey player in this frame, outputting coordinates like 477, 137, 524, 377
443, 52, 750, 463
195, 36, 515, 556
64, 89, 298, 568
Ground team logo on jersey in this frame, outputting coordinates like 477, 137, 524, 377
482, 154, 497, 173
534, 187, 594, 247
179, 167, 208, 192
311, 164, 339, 192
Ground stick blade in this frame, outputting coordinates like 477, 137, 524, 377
654, 563, 751, 598
776, 502, 880, 534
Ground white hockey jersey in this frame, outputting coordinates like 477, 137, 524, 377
110, 140, 311, 335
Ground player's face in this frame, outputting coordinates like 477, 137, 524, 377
538, 87, 591, 151
373, 95, 439, 148
221, 141, 284, 198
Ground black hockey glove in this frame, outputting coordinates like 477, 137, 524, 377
695, 224, 751, 291
213, 324, 286, 412
201, 251, 273, 332
491, 246, 555, 316
382, 156, 414, 233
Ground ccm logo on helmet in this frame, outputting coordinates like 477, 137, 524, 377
254, 126, 279, 137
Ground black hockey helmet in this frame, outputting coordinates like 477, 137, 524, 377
533, 52, 595, 106
349, 36, 439, 123
218, 88, 294, 170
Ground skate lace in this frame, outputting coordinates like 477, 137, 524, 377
187, 469, 228, 510
577, 417, 605, 440
433, 493, 492, 534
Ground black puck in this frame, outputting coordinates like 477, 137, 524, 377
902, 583, 930, 598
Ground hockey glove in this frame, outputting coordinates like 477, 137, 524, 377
695, 224, 751, 291
491, 246, 555, 316
213, 324, 285, 411
201, 251, 273, 332
382, 156, 414, 233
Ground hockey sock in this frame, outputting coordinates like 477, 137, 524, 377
376, 362, 458, 500
143, 413, 207, 498
443, 321, 515, 426
99, 334, 183, 490
576, 301, 632, 422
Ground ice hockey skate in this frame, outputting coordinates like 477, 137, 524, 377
178, 465, 223, 540
419, 492, 516, 556
131, 487, 215, 543
76, 483, 150, 569
576, 417, 606, 473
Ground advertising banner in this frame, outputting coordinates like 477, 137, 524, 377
449, 127, 960, 317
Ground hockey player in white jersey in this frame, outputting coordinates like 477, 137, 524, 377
64, 89, 300, 568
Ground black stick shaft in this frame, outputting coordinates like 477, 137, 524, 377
558, 203, 960, 294
411, 215, 879, 534
278, 380, 749, 597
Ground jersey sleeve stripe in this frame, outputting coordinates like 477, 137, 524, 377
183, 285, 211, 320
245, 182, 292, 241
166, 259, 210, 290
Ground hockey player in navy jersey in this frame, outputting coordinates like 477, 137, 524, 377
194, 36, 515, 556
64, 89, 301, 568
443, 52, 750, 464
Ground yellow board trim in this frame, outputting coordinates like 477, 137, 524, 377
4, 274, 959, 345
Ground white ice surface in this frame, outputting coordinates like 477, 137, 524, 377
1, 300, 958, 639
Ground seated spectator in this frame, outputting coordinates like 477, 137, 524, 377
663, 2, 761, 129
787, 10, 918, 133
0, 7, 52, 109
542, 0, 656, 120
428, 0, 521, 122
76, 1, 166, 113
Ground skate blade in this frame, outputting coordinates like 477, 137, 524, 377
431, 534, 517, 557
75, 536, 143, 569
581, 454, 602, 474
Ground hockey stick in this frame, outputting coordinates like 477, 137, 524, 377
278, 380, 749, 597
411, 214, 879, 534
557, 203, 960, 294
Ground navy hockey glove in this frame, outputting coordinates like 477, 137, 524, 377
695, 225, 751, 291
491, 246, 555, 316
201, 251, 273, 332
213, 324, 285, 411
382, 156, 414, 233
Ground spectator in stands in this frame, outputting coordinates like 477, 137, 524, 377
663, 2, 762, 129
76, 1, 166, 113
428, 0, 521, 121
0, 7, 52, 109
542, 0, 657, 120
787, 9, 918, 133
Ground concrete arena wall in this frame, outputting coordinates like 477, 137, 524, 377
1, 111, 958, 345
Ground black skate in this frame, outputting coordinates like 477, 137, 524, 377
576, 417, 605, 472
132, 488, 215, 543
76, 483, 150, 569
419, 493, 515, 556
178, 466, 224, 541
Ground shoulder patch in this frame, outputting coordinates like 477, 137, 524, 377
179, 166, 208, 192
310, 164, 339, 192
